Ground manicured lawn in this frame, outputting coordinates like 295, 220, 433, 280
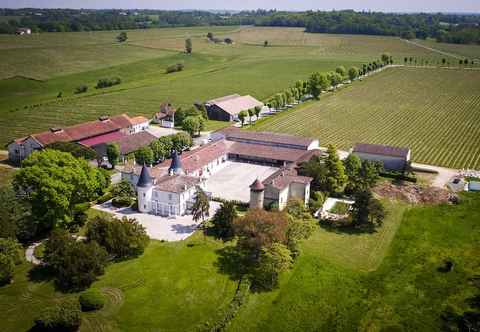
0, 233, 237, 332
254, 66, 480, 169
227, 193, 480, 331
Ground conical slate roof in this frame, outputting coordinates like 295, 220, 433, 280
250, 178, 265, 191
137, 165, 153, 188
168, 150, 184, 175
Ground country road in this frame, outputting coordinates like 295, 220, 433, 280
403, 39, 479, 62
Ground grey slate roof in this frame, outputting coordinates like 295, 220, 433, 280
137, 165, 153, 188
353, 143, 410, 159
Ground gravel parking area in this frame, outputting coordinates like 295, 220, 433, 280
205, 161, 279, 202
93, 201, 220, 241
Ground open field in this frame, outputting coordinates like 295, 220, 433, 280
0, 26, 462, 146
415, 38, 480, 61
254, 66, 480, 169
227, 193, 480, 331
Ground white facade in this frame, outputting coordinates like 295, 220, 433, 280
150, 185, 199, 216
186, 154, 228, 178
127, 121, 150, 135
264, 182, 310, 211
138, 185, 153, 213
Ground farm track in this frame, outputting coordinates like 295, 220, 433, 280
255, 66, 480, 170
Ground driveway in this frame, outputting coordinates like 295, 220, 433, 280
93, 201, 220, 241
146, 125, 180, 138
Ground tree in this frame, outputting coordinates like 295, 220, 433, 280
14, 150, 107, 231
351, 190, 386, 228
44, 229, 108, 291
358, 160, 382, 190
106, 143, 120, 168
324, 145, 347, 194
264, 40, 268, 47
192, 187, 210, 223
234, 209, 289, 261
116, 31, 127, 42
343, 154, 362, 193
224, 37, 233, 44
248, 108, 255, 124
182, 115, 204, 137
327, 71, 343, 87
252, 243, 293, 291
442, 58, 446, 66
335, 65, 347, 79
207, 32, 213, 40
46, 142, 97, 160
238, 110, 248, 127
175, 106, 201, 126
348, 66, 359, 80
171, 132, 193, 151
0, 238, 22, 285
0, 185, 33, 242
210, 201, 237, 239
134, 146, 154, 165
111, 180, 135, 198
298, 155, 328, 192
308, 72, 322, 99
86, 215, 149, 259
254, 105, 262, 119
381, 53, 391, 65
185, 38, 192, 54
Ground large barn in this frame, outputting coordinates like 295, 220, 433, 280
205, 94, 264, 122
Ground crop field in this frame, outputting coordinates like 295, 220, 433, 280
415, 39, 480, 61
254, 66, 480, 169
0, 26, 461, 146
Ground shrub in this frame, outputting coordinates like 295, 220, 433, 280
112, 196, 133, 208
97, 191, 113, 204
0, 253, 15, 286
381, 171, 417, 183
86, 215, 149, 259
34, 299, 81, 332
74, 84, 88, 94
0, 238, 22, 285
79, 289, 105, 311
166, 63, 185, 74
96, 77, 121, 89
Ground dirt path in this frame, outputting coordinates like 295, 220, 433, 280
25, 241, 44, 266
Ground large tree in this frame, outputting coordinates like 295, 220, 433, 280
14, 149, 107, 231
134, 146, 154, 165
185, 38, 192, 54
238, 110, 248, 127
343, 154, 362, 193
252, 243, 293, 291
308, 72, 322, 99
0, 185, 33, 241
324, 145, 347, 194
106, 143, 120, 168
0, 238, 22, 285
192, 187, 210, 223
210, 201, 237, 240
348, 66, 359, 80
182, 116, 204, 137
86, 215, 149, 259
44, 229, 108, 291
351, 190, 386, 228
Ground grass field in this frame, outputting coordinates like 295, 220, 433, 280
227, 193, 480, 331
254, 66, 480, 169
0, 26, 461, 147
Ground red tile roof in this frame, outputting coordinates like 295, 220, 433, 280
250, 179, 265, 191
24, 114, 134, 146
222, 128, 316, 150
129, 116, 149, 125
78, 131, 126, 147
262, 167, 312, 190
353, 143, 410, 159
228, 142, 310, 162
115, 131, 157, 155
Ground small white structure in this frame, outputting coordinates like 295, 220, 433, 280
469, 181, 480, 192
249, 179, 265, 209
154, 103, 176, 128
319, 198, 355, 220
126, 116, 150, 134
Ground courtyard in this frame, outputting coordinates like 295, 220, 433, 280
204, 161, 279, 202
93, 201, 220, 241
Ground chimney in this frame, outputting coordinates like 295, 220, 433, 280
98, 116, 110, 122
50, 127, 63, 133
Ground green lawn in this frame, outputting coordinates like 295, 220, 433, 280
254, 66, 480, 169
227, 193, 480, 331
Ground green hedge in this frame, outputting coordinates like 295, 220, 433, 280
79, 289, 105, 312
34, 300, 81, 331
381, 171, 417, 183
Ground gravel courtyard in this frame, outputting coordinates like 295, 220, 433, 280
205, 161, 279, 202
93, 201, 220, 241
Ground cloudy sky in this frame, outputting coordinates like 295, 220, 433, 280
1, 0, 480, 13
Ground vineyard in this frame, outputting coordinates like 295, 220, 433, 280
254, 67, 480, 169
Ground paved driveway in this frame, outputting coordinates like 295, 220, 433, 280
205, 161, 279, 202
93, 201, 220, 241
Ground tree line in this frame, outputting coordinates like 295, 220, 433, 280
2, 9, 480, 45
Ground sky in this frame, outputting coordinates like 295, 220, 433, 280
1, 0, 480, 13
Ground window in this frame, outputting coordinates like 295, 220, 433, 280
143, 193, 146, 197
144, 205, 147, 209
168, 194, 172, 201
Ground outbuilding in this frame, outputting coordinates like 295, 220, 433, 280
205, 94, 264, 122
352, 143, 411, 171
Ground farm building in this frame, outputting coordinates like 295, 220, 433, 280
153, 103, 176, 128
91, 131, 158, 163
16, 28, 31, 35
205, 94, 264, 121
121, 129, 317, 215
352, 143, 411, 171
8, 114, 150, 163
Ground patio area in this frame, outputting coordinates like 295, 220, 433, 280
93, 200, 220, 241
